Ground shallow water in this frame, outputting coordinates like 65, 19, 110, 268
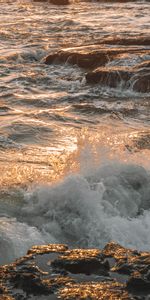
0, 0, 150, 265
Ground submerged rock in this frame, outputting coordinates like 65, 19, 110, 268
86, 66, 132, 87
52, 249, 110, 275
50, 0, 69, 5
45, 48, 109, 69
133, 74, 150, 93
45, 45, 148, 69
0, 242, 150, 299
102, 36, 150, 46
45, 43, 150, 93
86, 60, 150, 93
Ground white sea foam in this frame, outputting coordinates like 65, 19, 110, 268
0, 162, 150, 265
0, 217, 53, 265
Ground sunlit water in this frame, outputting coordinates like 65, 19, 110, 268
0, 0, 150, 264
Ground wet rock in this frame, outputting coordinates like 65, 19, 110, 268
127, 276, 150, 293
27, 244, 68, 255
45, 45, 150, 93
49, 0, 69, 4
45, 45, 148, 69
103, 241, 150, 294
11, 270, 73, 295
103, 36, 150, 46
103, 241, 139, 260
11, 272, 51, 295
131, 60, 150, 93
86, 66, 132, 87
47, 42, 150, 93
85, 56, 150, 93
0, 242, 150, 299
33, 0, 69, 3
52, 249, 110, 276
133, 74, 150, 93
45, 49, 109, 69
59, 281, 135, 300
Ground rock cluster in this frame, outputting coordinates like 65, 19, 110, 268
0, 242, 150, 299
45, 37, 150, 93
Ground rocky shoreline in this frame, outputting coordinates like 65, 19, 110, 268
0, 242, 150, 299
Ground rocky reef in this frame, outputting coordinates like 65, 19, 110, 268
0, 242, 150, 299
45, 37, 150, 93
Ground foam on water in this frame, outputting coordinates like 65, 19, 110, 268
0, 217, 52, 265
1, 162, 150, 265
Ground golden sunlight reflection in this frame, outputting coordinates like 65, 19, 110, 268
59, 282, 129, 300
77, 126, 150, 171
0, 123, 150, 189
14, 91, 68, 100
59, 249, 101, 261
0, 147, 77, 188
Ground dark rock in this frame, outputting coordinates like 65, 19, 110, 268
45, 45, 149, 69
85, 56, 150, 93
86, 66, 132, 87
103, 241, 150, 295
133, 74, 150, 93
12, 272, 51, 295
58, 281, 135, 300
103, 36, 150, 46
50, 0, 69, 5
33, 0, 69, 3
45, 36, 150, 95
102, 241, 139, 260
45, 49, 109, 69
131, 60, 150, 93
113, 263, 133, 276
45, 44, 150, 95
127, 277, 150, 293
52, 249, 110, 276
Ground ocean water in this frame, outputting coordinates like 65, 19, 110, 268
0, 0, 150, 265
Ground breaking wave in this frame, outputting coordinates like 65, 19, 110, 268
1, 162, 150, 265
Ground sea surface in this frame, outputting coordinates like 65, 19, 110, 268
0, 0, 150, 265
